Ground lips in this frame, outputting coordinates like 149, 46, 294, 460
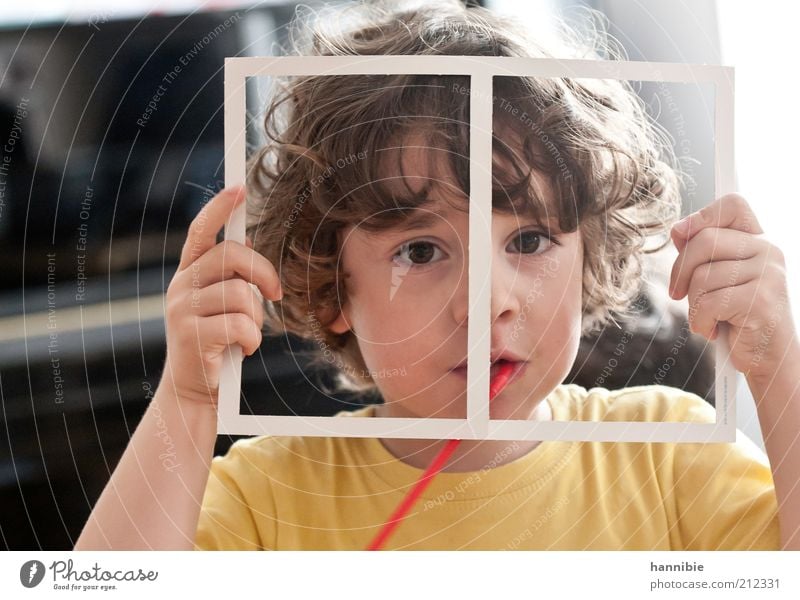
451, 351, 526, 370
490, 359, 526, 381
450, 357, 529, 386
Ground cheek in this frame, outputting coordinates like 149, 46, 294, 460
528, 254, 583, 343
350, 267, 456, 336
351, 291, 440, 341
345, 287, 449, 372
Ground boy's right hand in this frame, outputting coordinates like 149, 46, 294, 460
161, 185, 282, 409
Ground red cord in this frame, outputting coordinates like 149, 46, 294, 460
366, 362, 516, 550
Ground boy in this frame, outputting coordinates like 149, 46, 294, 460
75, 1, 799, 550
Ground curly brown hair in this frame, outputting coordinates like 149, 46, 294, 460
245, 0, 685, 394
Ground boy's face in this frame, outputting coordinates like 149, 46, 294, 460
327, 142, 584, 420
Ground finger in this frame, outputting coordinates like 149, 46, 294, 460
685, 258, 764, 318
190, 240, 282, 300
669, 227, 766, 299
197, 313, 263, 356
670, 193, 764, 253
687, 280, 759, 340
179, 185, 246, 271
193, 279, 266, 330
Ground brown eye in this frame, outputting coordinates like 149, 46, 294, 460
393, 241, 442, 267
508, 231, 553, 255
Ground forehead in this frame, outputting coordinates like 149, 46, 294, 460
375, 127, 559, 224
375, 129, 465, 199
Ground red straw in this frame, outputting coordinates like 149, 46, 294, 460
366, 362, 516, 550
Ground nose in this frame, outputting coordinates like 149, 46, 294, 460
490, 255, 523, 326
449, 251, 523, 330
450, 257, 470, 328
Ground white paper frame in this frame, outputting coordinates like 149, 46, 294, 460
220, 55, 736, 442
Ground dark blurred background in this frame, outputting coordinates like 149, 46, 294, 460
0, 0, 725, 550
0, 1, 375, 551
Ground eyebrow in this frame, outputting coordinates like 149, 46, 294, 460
391, 209, 444, 232
379, 205, 562, 237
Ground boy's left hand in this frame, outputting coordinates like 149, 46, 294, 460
668, 193, 799, 385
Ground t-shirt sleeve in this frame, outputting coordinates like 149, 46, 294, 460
194, 441, 275, 550
671, 397, 780, 550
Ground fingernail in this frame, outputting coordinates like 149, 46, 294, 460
672, 217, 690, 237
231, 184, 246, 201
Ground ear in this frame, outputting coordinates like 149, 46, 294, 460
316, 304, 351, 335
328, 309, 351, 335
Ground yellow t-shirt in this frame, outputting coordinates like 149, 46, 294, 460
194, 384, 779, 550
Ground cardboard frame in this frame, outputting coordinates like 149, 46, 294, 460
219, 55, 736, 442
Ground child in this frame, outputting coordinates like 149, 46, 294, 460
75, 0, 799, 550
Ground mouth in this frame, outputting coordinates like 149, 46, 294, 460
450, 358, 529, 386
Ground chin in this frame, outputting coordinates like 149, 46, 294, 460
489, 365, 557, 420
490, 396, 540, 420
